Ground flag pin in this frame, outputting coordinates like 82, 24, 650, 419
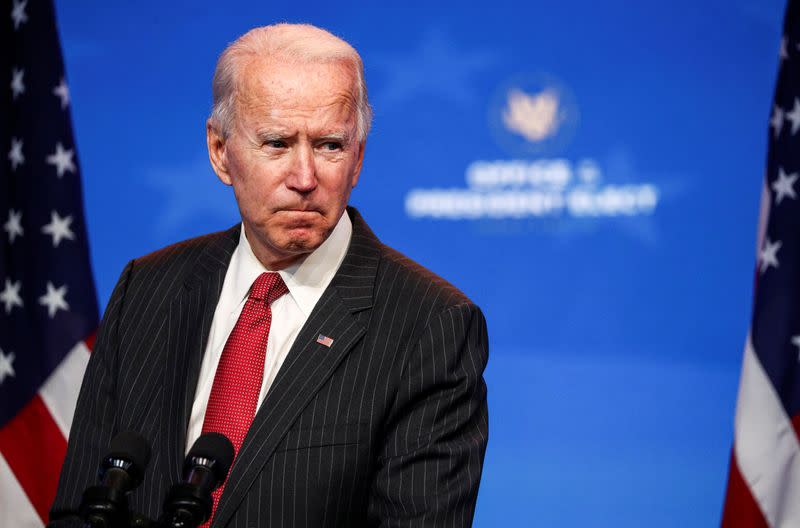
316, 334, 334, 347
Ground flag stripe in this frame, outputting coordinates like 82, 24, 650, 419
722, 450, 769, 527
0, 395, 68, 524
734, 337, 800, 525
39, 341, 90, 436
0, 453, 43, 528
84, 332, 96, 353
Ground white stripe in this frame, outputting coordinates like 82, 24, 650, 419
0, 453, 44, 528
735, 336, 800, 527
39, 340, 90, 437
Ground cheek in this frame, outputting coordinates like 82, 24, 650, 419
320, 164, 358, 195
230, 160, 283, 205
231, 179, 276, 225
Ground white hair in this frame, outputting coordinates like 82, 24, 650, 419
209, 23, 372, 141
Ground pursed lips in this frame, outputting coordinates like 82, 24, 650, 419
279, 208, 320, 213
276, 209, 324, 223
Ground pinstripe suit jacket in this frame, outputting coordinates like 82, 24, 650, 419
49, 207, 488, 527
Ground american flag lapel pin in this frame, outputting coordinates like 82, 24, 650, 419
316, 334, 334, 347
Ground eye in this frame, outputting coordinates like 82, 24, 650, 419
264, 139, 287, 149
320, 141, 343, 151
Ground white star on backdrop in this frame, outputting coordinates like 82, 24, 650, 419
53, 78, 70, 109
41, 210, 75, 247
786, 98, 800, 135
10, 0, 27, 31
760, 237, 782, 273
8, 137, 24, 170
39, 282, 69, 318
4, 209, 23, 243
46, 142, 76, 177
792, 335, 800, 361
0, 279, 23, 314
373, 29, 496, 106
771, 105, 785, 138
0, 348, 15, 385
772, 167, 798, 204
10, 68, 25, 100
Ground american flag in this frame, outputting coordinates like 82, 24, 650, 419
316, 334, 334, 347
0, 0, 98, 526
721, 1, 800, 526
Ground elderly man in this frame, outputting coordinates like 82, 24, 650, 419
50, 24, 488, 527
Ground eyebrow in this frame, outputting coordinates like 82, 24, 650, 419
255, 130, 352, 145
255, 130, 292, 142
318, 132, 351, 145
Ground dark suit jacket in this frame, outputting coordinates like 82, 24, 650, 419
49, 207, 488, 527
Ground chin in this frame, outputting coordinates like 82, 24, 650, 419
280, 230, 325, 254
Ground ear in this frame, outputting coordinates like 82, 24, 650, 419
350, 140, 366, 188
207, 119, 232, 186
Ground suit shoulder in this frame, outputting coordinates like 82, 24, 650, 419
375, 242, 475, 315
124, 226, 238, 292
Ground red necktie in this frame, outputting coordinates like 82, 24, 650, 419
200, 272, 288, 526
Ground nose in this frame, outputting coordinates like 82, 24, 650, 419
285, 143, 317, 193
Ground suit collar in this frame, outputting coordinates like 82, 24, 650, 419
185, 224, 241, 289
328, 206, 380, 312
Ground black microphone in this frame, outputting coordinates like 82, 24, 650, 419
160, 432, 235, 528
79, 431, 151, 528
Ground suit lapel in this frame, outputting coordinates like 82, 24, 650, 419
160, 225, 240, 484
213, 207, 380, 527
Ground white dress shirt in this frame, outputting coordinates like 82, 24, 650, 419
185, 211, 352, 453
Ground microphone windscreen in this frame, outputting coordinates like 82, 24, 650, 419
107, 430, 152, 471
187, 433, 235, 481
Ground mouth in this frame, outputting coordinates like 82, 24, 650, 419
277, 209, 322, 226
278, 205, 323, 213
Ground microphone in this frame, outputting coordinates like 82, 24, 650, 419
79, 431, 152, 527
160, 432, 234, 528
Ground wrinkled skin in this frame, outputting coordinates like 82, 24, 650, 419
207, 58, 365, 270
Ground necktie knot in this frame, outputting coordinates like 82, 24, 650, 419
248, 272, 288, 304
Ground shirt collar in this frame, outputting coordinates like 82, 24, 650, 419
231, 211, 352, 316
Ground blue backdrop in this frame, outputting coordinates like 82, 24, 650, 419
53, 1, 786, 525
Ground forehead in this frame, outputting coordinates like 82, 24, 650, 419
235, 58, 358, 125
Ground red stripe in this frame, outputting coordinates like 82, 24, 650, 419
84, 331, 97, 352
0, 394, 67, 524
721, 448, 768, 527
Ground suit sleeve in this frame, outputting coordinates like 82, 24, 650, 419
47, 260, 134, 527
368, 302, 489, 527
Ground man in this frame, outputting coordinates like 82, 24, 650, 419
49, 24, 488, 527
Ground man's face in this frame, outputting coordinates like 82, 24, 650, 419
207, 58, 365, 269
